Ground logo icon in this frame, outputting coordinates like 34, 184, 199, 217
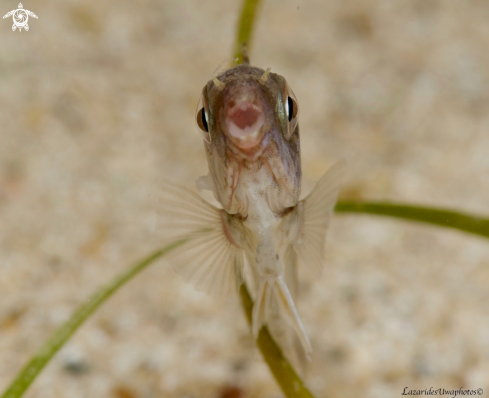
3, 3, 38, 32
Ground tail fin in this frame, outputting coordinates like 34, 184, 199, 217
252, 276, 312, 357
279, 246, 309, 372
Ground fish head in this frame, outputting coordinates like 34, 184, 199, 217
197, 64, 299, 151
195, 64, 301, 214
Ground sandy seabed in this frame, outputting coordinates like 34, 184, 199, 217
1, 0, 489, 397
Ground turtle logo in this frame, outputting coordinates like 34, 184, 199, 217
3, 3, 38, 32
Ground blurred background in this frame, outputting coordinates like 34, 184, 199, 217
1, 0, 489, 397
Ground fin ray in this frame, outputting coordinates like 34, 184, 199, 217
252, 277, 312, 356
293, 161, 347, 278
158, 181, 243, 296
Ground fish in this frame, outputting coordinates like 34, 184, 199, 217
159, 57, 346, 364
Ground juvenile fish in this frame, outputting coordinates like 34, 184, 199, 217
160, 60, 345, 361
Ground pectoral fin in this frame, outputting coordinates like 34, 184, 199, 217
293, 160, 347, 277
158, 182, 244, 296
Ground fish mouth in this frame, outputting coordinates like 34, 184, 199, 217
221, 78, 269, 153
225, 101, 265, 150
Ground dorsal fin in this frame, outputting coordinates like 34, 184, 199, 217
241, 42, 250, 64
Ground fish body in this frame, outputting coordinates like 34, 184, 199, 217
160, 61, 345, 362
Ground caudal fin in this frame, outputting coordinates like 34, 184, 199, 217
252, 276, 312, 357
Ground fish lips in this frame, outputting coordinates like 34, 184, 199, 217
221, 83, 269, 151
224, 101, 266, 149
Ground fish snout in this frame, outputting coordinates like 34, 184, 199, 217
225, 101, 265, 149
223, 84, 266, 150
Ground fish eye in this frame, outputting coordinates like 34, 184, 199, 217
283, 86, 299, 140
286, 96, 294, 122
196, 94, 211, 143
285, 94, 298, 122
198, 108, 209, 132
